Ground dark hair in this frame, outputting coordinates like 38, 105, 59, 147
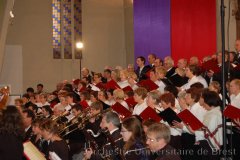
164, 85, 178, 98
104, 69, 112, 74
0, 105, 24, 139
142, 119, 156, 128
137, 56, 146, 64
64, 83, 73, 91
186, 87, 201, 102
22, 109, 35, 120
26, 87, 34, 93
122, 117, 145, 151
22, 93, 30, 99
190, 82, 204, 89
187, 65, 198, 75
201, 89, 221, 107
40, 120, 59, 135
72, 103, 83, 111
66, 92, 74, 98
37, 84, 43, 88
42, 105, 53, 115
32, 118, 44, 127
80, 91, 90, 100
28, 103, 38, 112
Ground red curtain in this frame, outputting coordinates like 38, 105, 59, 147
171, 0, 216, 63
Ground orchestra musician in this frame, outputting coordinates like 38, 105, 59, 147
40, 120, 69, 160
121, 116, 150, 159
22, 109, 35, 142
146, 123, 181, 160
84, 111, 124, 160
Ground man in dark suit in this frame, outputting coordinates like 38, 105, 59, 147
22, 109, 35, 142
163, 56, 176, 78
148, 53, 157, 68
84, 111, 124, 160
81, 67, 92, 83
135, 56, 151, 82
146, 123, 181, 160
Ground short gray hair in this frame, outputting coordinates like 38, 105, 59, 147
104, 111, 120, 127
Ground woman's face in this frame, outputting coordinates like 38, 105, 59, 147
185, 93, 193, 105
120, 126, 132, 142
146, 95, 156, 108
41, 129, 52, 141
120, 72, 127, 82
32, 125, 41, 135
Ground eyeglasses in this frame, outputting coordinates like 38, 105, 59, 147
146, 136, 157, 142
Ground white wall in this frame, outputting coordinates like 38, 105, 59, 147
0, 45, 23, 95
6, 0, 127, 92
216, 0, 237, 51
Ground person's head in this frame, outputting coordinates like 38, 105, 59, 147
39, 93, 48, 104
90, 101, 103, 116
90, 91, 98, 102
98, 90, 108, 101
160, 93, 175, 109
230, 79, 240, 95
217, 51, 228, 64
37, 84, 44, 93
121, 117, 144, 151
147, 91, 160, 108
120, 69, 129, 82
66, 92, 74, 104
185, 65, 198, 78
142, 119, 156, 133
53, 103, 65, 116
164, 85, 178, 98
32, 118, 44, 135
42, 105, 53, 117
185, 87, 201, 106
0, 105, 24, 138
14, 98, 23, 107
22, 93, 30, 104
209, 81, 221, 93
148, 53, 156, 65
81, 67, 90, 77
93, 73, 102, 84
136, 56, 146, 67
127, 64, 134, 72
28, 103, 38, 114
177, 58, 188, 69
146, 123, 170, 152
113, 89, 125, 101
155, 66, 167, 79
106, 89, 114, 100
154, 58, 163, 67
40, 120, 59, 141
229, 51, 236, 63
111, 69, 121, 82
200, 89, 221, 110
235, 39, 240, 52
78, 81, 87, 91
80, 91, 90, 101
163, 56, 174, 70
149, 70, 158, 82
22, 109, 35, 128
103, 69, 112, 80
26, 87, 34, 96
133, 87, 148, 103
189, 56, 199, 66
100, 111, 120, 131
71, 104, 83, 117
190, 82, 204, 89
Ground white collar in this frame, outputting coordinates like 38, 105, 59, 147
25, 125, 31, 132
110, 128, 119, 135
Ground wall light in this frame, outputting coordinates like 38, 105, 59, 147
76, 42, 83, 49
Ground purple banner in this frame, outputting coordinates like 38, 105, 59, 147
134, 0, 171, 64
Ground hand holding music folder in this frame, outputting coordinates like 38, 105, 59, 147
111, 102, 132, 119
158, 108, 181, 126
177, 109, 204, 131
223, 105, 240, 120
140, 107, 162, 122
23, 141, 46, 160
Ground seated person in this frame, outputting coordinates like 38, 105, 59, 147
146, 123, 181, 160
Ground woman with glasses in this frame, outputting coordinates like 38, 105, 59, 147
121, 116, 150, 160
